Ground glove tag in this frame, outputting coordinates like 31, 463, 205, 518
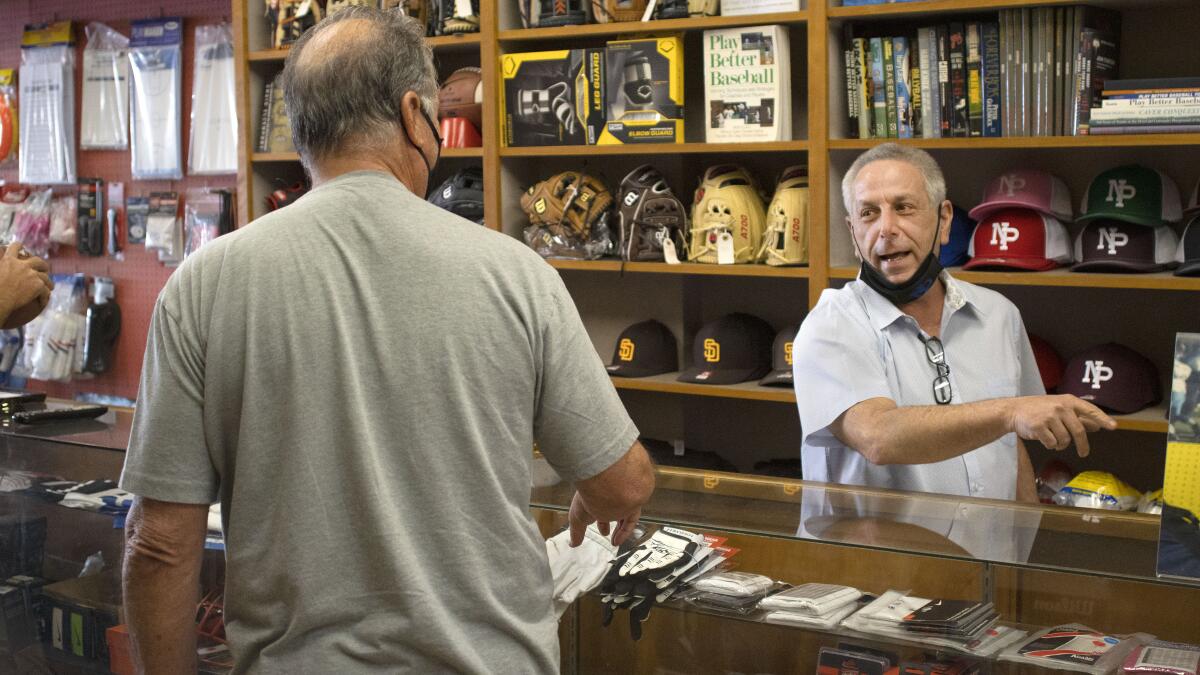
716, 231, 735, 264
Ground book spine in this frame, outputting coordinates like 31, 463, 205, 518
1088, 124, 1200, 134
1076, 9, 1121, 135
911, 62, 923, 138
936, 24, 950, 137
844, 27, 860, 138
257, 80, 273, 154
856, 38, 872, 139
894, 36, 912, 139
869, 37, 887, 138
966, 22, 983, 137
917, 28, 934, 138
1075, 27, 1096, 134
982, 22, 1001, 137
1103, 93, 1200, 102
1090, 107, 1200, 120
883, 38, 898, 137
948, 23, 967, 137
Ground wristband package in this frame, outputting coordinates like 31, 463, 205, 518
1124, 642, 1200, 675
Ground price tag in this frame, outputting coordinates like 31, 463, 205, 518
716, 231, 735, 265
662, 237, 680, 265
673, 439, 685, 456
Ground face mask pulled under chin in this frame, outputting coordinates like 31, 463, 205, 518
856, 223, 944, 306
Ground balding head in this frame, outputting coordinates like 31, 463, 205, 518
280, 6, 437, 170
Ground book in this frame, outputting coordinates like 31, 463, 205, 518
917, 27, 937, 138
869, 37, 887, 138
935, 25, 950, 137
893, 36, 912, 138
263, 75, 295, 153
1090, 106, 1200, 121
883, 37, 898, 137
1063, 7, 1076, 136
947, 23, 967, 137
911, 60, 922, 137
1089, 124, 1200, 134
843, 26, 860, 138
982, 22, 1001, 137
1020, 9, 1030, 136
1103, 93, 1200, 102
703, 25, 792, 143
256, 78, 274, 154
1103, 77, 1200, 93
965, 23, 982, 137
1000, 11, 1010, 136
1073, 8, 1121, 135
720, 0, 801, 16
855, 38, 872, 139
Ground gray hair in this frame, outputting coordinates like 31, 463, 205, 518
841, 143, 947, 214
280, 6, 438, 169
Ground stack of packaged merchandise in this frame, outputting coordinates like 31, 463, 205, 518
685, 571, 776, 615
843, 590, 1027, 657
999, 624, 1153, 673
758, 582, 863, 629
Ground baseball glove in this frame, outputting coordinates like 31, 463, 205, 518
441, 0, 480, 33
688, 165, 766, 264
757, 165, 809, 266
438, 67, 482, 132
428, 167, 484, 224
591, 0, 647, 22
617, 164, 687, 262
521, 171, 613, 240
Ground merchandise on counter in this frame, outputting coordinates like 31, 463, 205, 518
427, 167, 484, 224
759, 323, 799, 387
0, 70, 16, 168
545, 523, 617, 617
600, 37, 684, 145
691, 571, 773, 597
257, 74, 295, 154
759, 582, 862, 616
590, 0, 647, 23
19, 21, 76, 185
688, 165, 766, 264
1053, 470, 1141, 511
757, 165, 809, 266
1058, 342, 1161, 414
963, 207, 1073, 271
938, 205, 976, 268
266, 181, 307, 212
901, 599, 998, 640
1137, 489, 1164, 515
1176, 215, 1200, 277
1077, 165, 1182, 227
816, 646, 892, 675
189, 23, 238, 175
616, 165, 687, 262
765, 602, 858, 629
438, 67, 483, 137
1072, 221, 1179, 273
82, 277, 121, 375
77, 178, 105, 257
502, 49, 604, 146
80, 23, 129, 151
969, 169, 1074, 222
61, 482, 132, 516
1037, 458, 1076, 504
677, 312, 773, 385
606, 320, 678, 378
521, 170, 614, 260
1000, 623, 1152, 674
1124, 640, 1200, 675
703, 25, 791, 143
844, 590, 1027, 657
1028, 334, 1065, 391
129, 18, 184, 180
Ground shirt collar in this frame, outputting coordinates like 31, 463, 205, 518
855, 270, 980, 333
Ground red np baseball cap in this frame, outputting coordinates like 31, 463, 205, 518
1028, 334, 1065, 392
1058, 343, 1162, 414
964, 208, 1073, 271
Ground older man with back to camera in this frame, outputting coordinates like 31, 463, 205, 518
792, 144, 1117, 502
119, 7, 654, 673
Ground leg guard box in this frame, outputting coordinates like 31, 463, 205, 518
502, 49, 605, 146
600, 36, 685, 144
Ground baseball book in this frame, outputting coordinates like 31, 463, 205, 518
855, 37, 871, 139
917, 26, 938, 138
1073, 7, 1121, 135
869, 37, 888, 138
893, 36, 912, 139
936, 24, 950, 137
883, 37, 897, 138
948, 23, 967, 137
911, 56, 922, 138
965, 22, 982, 137
982, 22, 1001, 137
842, 25, 860, 138
703, 24, 791, 143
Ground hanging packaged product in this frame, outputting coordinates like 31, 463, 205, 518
183, 188, 232, 257
129, 18, 184, 180
145, 191, 182, 266
81, 23, 130, 150
15, 274, 88, 382
82, 277, 121, 375
48, 194, 76, 246
0, 69, 17, 169
189, 24, 237, 175
76, 178, 105, 256
11, 189, 53, 258
0, 186, 30, 243
19, 21, 76, 185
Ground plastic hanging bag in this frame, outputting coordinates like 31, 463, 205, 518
0, 69, 17, 169
81, 22, 130, 150
129, 19, 183, 180
19, 22, 76, 185
12, 189, 53, 258
188, 24, 238, 175
19, 274, 87, 382
183, 188, 225, 257
49, 195, 77, 246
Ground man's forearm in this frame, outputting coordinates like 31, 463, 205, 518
864, 398, 1014, 465
124, 508, 202, 673
1016, 439, 1038, 503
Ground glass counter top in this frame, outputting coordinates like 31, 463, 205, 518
0, 401, 132, 453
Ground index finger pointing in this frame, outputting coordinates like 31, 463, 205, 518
1072, 398, 1117, 430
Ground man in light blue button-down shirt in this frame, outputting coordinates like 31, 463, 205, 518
793, 144, 1117, 501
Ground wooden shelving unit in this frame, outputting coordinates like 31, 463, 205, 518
611, 373, 796, 403
498, 10, 808, 42
501, 140, 810, 157
548, 259, 810, 278
829, 266, 1200, 291
828, 0, 1194, 20
829, 135, 1200, 150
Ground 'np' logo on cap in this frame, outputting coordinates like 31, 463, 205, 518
703, 338, 720, 363
618, 338, 635, 362
1106, 179, 1137, 208
1000, 173, 1026, 197
1082, 360, 1113, 389
990, 221, 1020, 250
1097, 227, 1129, 255
784, 342, 793, 366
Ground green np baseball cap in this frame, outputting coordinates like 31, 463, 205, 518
1077, 165, 1182, 227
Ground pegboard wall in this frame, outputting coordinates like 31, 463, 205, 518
0, 0, 238, 403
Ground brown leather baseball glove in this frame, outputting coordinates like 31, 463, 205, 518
520, 171, 613, 239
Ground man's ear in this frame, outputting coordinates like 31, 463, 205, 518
938, 200, 953, 245
399, 91, 432, 150
846, 216, 862, 261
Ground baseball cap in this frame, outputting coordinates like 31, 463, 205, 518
1072, 220, 1180, 273
677, 313, 774, 385
759, 324, 800, 387
1077, 165, 1182, 226
969, 169, 1074, 222
1028, 334, 1065, 392
964, 208, 1073, 271
938, 204, 976, 268
606, 319, 678, 378
1058, 343, 1162, 414
1176, 214, 1200, 277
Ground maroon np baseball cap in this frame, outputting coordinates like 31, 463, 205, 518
1058, 343, 1162, 414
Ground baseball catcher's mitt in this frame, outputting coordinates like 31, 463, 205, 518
757, 165, 809, 266
441, 0, 480, 33
438, 67, 483, 132
617, 164, 687, 262
521, 171, 613, 240
688, 165, 766, 264
428, 167, 484, 224
591, 0, 648, 23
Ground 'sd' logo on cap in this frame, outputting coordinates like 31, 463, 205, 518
1097, 227, 1129, 255
1082, 360, 1114, 389
1000, 173, 1026, 196
784, 342, 794, 366
618, 338, 635, 362
990, 221, 1020, 251
1106, 179, 1136, 208
703, 338, 720, 363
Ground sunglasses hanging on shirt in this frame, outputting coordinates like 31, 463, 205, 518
919, 335, 953, 405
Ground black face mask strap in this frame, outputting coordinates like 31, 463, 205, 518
404, 103, 442, 178
855, 210, 946, 306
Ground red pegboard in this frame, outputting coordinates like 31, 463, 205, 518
0, 0, 238, 403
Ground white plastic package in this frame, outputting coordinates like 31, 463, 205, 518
19, 29, 76, 185
129, 18, 184, 180
758, 582, 862, 616
189, 24, 238, 175
1053, 471, 1141, 511
1124, 641, 1200, 675
1000, 623, 1153, 674
81, 23, 130, 150
16, 274, 87, 382
691, 571, 774, 598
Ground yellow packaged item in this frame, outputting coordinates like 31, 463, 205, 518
1052, 470, 1140, 511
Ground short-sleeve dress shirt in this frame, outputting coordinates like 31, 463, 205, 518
792, 272, 1044, 500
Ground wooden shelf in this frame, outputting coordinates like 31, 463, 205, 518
248, 33, 480, 63
501, 140, 809, 157
1114, 406, 1169, 433
611, 372, 796, 403
442, 146, 484, 158
829, 134, 1200, 150
829, 266, 1200, 290
248, 47, 290, 62
252, 151, 300, 162
499, 11, 807, 42
548, 259, 810, 278
829, 0, 1191, 20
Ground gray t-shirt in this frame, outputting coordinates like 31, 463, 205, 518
120, 171, 638, 674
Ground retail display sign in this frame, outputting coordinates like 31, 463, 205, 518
1159, 332, 1200, 582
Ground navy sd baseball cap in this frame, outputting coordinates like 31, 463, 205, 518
1058, 343, 1161, 414
606, 319, 678, 378
760, 324, 800, 387
678, 313, 774, 385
